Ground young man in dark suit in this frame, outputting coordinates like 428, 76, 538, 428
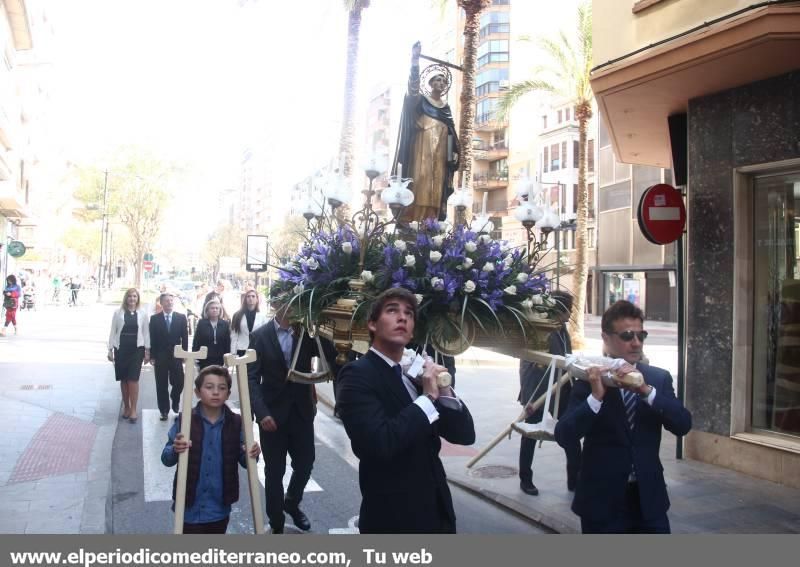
246, 303, 338, 534
554, 300, 692, 533
148, 292, 189, 421
336, 288, 476, 534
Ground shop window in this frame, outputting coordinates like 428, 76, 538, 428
752, 171, 800, 437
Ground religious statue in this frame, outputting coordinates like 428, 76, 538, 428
393, 41, 459, 222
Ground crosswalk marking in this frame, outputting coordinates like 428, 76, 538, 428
142, 409, 321, 503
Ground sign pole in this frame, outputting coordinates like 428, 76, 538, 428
171, 345, 207, 534
224, 349, 265, 534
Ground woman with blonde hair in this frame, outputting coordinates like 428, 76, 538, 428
230, 288, 268, 356
108, 288, 150, 423
192, 297, 231, 370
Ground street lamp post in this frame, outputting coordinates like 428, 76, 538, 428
97, 170, 109, 301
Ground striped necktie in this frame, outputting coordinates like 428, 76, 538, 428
622, 389, 637, 430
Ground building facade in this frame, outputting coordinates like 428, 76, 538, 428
592, 0, 800, 487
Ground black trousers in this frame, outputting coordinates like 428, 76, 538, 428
580, 482, 671, 533
258, 404, 315, 531
154, 358, 184, 415
183, 516, 229, 534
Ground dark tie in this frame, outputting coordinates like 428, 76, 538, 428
622, 389, 637, 430
166, 313, 171, 331
392, 364, 403, 381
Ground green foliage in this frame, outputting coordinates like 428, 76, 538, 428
203, 224, 245, 271
61, 224, 101, 261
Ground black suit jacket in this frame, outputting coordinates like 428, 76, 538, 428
554, 363, 691, 524
149, 311, 189, 361
246, 320, 338, 425
336, 350, 476, 533
192, 318, 231, 366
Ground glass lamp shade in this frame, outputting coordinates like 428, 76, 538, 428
515, 177, 538, 200
381, 178, 414, 208
363, 155, 389, 179
514, 202, 543, 224
324, 177, 352, 208
473, 215, 495, 234
300, 196, 325, 220
447, 187, 473, 211
538, 208, 561, 230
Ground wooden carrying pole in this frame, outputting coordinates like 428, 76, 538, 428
224, 350, 265, 534
172, 345, 207, 534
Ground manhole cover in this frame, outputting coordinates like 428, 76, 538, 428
468, 465, 518, 479
20, 385, 34, 390
36, 385, 53, 390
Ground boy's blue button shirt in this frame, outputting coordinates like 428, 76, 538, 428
161, 408, 248, 524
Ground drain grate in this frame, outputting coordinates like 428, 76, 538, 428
19, 385, 52, 390
20, 385, 34, 390
467, 464, 518, 479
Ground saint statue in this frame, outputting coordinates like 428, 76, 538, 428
393, 41, 459, 222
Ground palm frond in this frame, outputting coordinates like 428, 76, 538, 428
497, 79, 557, 120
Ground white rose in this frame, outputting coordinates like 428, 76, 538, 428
293, 284, 304, 295
395, 240, 407, 252
517, 272, 529, 283
500, 243, 510, 254
503, 255, 514, 267
342, 242, 353, 255
531, 294, 543, 305
465, 241, 477, 253
360, 270, 374, 283
431, 277, 444, 291
299, 257, 308, 266
482, 262, 495, 273
432, 235, 444, 248
414, 294, 424, 305
537, 311, 549, 319
521, 298, 533, 309
429, 251, 442, 263
409, 221, 419, 231
404, 254, 416, 267
463, 280, 476, 293
462, 257, 474, 269
479, 234, 492, 244
503, 285, 517, 295
440, 221, 452, 233
306, 257, 320, 270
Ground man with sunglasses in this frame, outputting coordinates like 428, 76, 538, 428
555, 300, 691, 533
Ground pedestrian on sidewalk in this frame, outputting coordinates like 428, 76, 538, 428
246, 301, 339, 534
149, 292, 189, 421
336, 288, 475, 533
518, 290, 580, 496
230, 289, 267, 356
161, 365, 260, 534
554, 300, 692, 533
192, 298, 231, 370
2, 275, 21, 335
108, 288, 150, 423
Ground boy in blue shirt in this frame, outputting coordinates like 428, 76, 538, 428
162, 365, 260, 534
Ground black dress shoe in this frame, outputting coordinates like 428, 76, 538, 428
160, 413, 168, 421
172, 400, 179, 413
270, 526, 284, 534
284, 505, 311, 531
520, 481, 539, 496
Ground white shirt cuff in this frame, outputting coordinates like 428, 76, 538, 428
414, 396, 440, 424
643, 385, 656, 406
587, 394, 603, 414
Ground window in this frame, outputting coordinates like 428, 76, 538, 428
561, 141, 567, 170
542, 115, 547, 129
543, 147, 549, 173
588, 182, 595, 218
551, 143, 560, 171
588, 139, 595, 172
476, 99, 498, 123
476, 68, 509, 97
752, 171, 800, 438
477, 39, 509, 67
572, 184, 578, 215
566, 107, 571, 121
479, 11, 510, 37
557, 110, 563, 123
573, 140, 579, 168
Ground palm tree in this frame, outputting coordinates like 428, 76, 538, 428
456, 0, 493, 189
498, 1, 593, 347
339, 1, 371, 179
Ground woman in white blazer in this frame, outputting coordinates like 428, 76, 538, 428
108, 288, 150, 423
230, 289, 268, 355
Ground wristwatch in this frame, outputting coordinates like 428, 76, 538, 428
424, 393, 437, 404
639, 385, 654, 399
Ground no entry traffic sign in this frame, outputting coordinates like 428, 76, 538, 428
637, 184, 686, 245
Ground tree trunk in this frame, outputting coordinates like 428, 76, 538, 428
458, 7, 481, 191
569, 101, 592, 349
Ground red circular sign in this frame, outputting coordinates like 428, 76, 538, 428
637, 184, 686, 245
143, 260, 154, 271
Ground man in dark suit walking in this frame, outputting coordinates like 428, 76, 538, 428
247, 303, 338, 534
148, 292, 189, 421
336, 288, 475, 534
555, 300, 691, 533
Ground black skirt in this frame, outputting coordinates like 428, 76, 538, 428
115, 333, 145, 382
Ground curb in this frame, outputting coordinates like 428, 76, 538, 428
315, 387, 563, 533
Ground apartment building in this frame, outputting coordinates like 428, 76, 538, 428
592, 0, 800, 487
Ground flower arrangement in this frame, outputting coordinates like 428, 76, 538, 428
271, 216, 562, 353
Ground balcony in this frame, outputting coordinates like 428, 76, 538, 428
473, 174, 509, 191
0, 180, 29, 218
473, 140, 508, 162
474, 112, 508, 132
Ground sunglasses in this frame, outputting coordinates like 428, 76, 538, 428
609, 330, 649, 342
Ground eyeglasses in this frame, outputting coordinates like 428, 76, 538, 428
609, 330, 648, 342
